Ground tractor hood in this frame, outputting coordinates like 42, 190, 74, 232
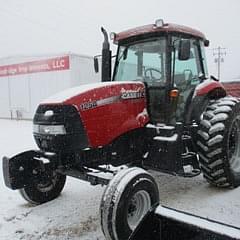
42, 81, 144, 105
39, 81, 149, 148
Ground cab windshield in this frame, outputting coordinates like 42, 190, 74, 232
114, 37, 167, 85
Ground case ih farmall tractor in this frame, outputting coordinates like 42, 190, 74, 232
3, 19, 240, 240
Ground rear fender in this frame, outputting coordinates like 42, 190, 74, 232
194, 79, 226, 97
186, 81, 226, 124
194, 80, 226, 98
129, 205, 240, 240
2, 150, 53, 190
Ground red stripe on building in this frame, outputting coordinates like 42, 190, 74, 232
0, 56, 70, 77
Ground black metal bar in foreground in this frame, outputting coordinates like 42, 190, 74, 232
129, 205, 240, 240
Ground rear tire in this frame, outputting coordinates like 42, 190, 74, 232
19, 170, 66, 205
196, 96, 240, 187
100, 167, 159, 240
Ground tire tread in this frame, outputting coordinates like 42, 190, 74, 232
197, 97, 240, 188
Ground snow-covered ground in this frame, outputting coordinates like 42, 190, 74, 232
0, 119, 240, 240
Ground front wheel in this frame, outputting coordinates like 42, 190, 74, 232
19, 169, 66, 205
100, 167, 159, 240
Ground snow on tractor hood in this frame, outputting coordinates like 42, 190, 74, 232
41, 81, 145, 104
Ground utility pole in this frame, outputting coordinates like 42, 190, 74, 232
212, 47, 226, 80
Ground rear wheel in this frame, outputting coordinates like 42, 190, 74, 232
19, 169, 66, 204
196, 96, 240, 187
100, 167, 159, 240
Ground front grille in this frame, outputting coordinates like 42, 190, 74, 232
34, 105, 76, 125
33, 104, 89, 152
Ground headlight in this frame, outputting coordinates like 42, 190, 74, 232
33, 124, 66, 135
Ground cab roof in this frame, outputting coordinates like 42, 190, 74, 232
114, 22, 207, 43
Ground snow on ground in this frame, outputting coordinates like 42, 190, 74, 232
0, 119, 240, 240
0, 119, 104, 240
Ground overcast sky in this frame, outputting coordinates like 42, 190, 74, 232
0, 0, 240, 80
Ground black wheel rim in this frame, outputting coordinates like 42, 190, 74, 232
228, 116, 240, 173
36, 171, 58, 192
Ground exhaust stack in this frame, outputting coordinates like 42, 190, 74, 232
101, 27, 112, 82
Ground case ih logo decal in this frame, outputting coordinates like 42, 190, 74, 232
0, 56, 69, 77
121, 90, 145, 100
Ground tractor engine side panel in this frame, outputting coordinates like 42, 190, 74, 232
64, 82, 149, 148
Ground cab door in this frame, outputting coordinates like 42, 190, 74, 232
137, 39, 169, 124
113, 37, 169, 124
143, 50, 169, 124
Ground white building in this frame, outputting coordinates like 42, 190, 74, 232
0, 53, 100, 119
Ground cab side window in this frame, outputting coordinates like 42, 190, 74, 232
172, 38, 202, 122
174, 39, 201, 89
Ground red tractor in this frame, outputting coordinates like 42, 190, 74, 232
3, 19, 240, 239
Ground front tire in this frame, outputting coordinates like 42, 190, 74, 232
197, 97, 240, 188
100, 167, 159, 240
19, 170, 66, 205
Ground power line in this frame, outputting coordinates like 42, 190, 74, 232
212, 47, 226, 80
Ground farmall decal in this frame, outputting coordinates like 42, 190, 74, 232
121, 89, 145, 100
0, 56, 69, 77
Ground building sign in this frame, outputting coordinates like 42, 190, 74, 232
0, 56, 70, 77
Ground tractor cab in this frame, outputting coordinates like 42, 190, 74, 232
112, 19, 209, 125
100, 20, 211, 176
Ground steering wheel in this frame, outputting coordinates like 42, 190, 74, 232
144, 68, 162, 81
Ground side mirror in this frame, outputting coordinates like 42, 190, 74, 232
94, 57, 99, 73
204, 39, 210, 47
178, 40, 191, 61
